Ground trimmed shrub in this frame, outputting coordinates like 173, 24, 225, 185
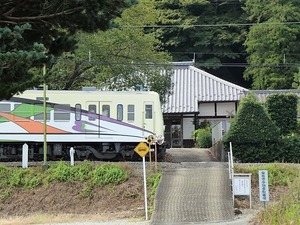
227, 135, 300, 163
223, 93, 280, 144
193, 127, 212, 148
277, 135, 300, 163
230, 143, 277, 163
223, 93, 280, 162
266, 93, 298, 135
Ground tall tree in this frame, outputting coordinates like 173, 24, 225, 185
244, 0, 300, 89
0, 24, 46, 99
149, 0, 248, 86
47, 0, 173, 102
0, 0, 131, 100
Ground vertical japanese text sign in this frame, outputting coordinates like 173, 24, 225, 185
258, 170, 269, 202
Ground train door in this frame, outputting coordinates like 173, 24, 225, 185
143, 102, 155, 135
85, 101, 100, 138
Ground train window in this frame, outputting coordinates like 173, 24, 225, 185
13, 103, 32, 120
75, 104, 81, 121
54, 104, 70, 121
127, 105, 135, 121
0, 104, 11, 113
102, 105, 110, 117
34, 104, 50, 120
117, 104, 123, 121
14, 104, 20, 109
88, 104, 96, 121
145, 104, 153, 119
36, 97, 49, 101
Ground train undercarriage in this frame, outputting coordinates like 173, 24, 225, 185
0, 142, 166, 162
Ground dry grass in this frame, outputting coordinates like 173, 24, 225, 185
0, 212, 142, 225
0, 213, 98, 225
0, 174, 145, 224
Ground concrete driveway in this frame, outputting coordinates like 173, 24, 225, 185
151, 148, 240, 225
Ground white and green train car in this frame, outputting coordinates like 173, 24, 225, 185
0, 89, 166, 161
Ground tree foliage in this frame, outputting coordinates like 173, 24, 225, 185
243, 0, 300, 89
47, 0, 173, 103
3, 0, 300, 99
265, 93, 298, 135
0, 0, 132, 56
0, 0, 131, 100
0, 24, 46, 99
141, 0, 300, 89
149, 0, 247, 84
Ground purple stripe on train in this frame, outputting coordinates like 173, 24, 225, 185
80, 112, 153, 134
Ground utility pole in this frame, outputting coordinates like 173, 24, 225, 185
43, 64, 48, 171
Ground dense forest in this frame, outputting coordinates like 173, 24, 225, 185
1, 0, 300, 100
150, 0, 300, 90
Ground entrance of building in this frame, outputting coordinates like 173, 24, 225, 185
171, 123, 181, 147
164, 118, 182, 148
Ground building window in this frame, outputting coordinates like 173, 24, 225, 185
88, 104, 96, 121
102, 105, 110, 117
117, 104, 123, 121
127, 105, 134, 121
75, 104, 81, 121
54, 104, 70, 121
145, 104, 152, 119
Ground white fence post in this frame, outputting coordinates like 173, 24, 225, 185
70, 147, 75, 166
22, 143, 28, 168
229, 142, 234, 180
228, 142, 235, 206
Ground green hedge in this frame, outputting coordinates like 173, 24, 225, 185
223, 93, 280, 162
224, 92, 300, 163
277, 135, 300, 163
266, 93, 298, 135
223, 93, 280, 145
230, 135, 300, 163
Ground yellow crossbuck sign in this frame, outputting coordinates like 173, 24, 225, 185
134, 142, 150, 158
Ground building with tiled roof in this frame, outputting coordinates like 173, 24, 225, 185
163, 62, 248, 148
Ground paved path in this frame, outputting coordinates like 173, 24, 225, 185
166, 148, 214, 162
151, 148, 234, 225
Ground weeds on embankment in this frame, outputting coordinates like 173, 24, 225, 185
0, 160, 161, 202
235, 163, 300, 225
0, 161, 129, 200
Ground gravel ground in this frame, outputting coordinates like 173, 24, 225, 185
36, 219, 150, 225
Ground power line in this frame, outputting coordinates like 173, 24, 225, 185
49, 58, 300, 68
126, 21, 300, 29
198, 63, 300, 68
169, 52, 248, 55
172, 52, 300, 55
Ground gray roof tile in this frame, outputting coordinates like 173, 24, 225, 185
163, 63, 248, 113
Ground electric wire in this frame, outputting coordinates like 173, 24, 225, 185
126, 21, 300, 29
